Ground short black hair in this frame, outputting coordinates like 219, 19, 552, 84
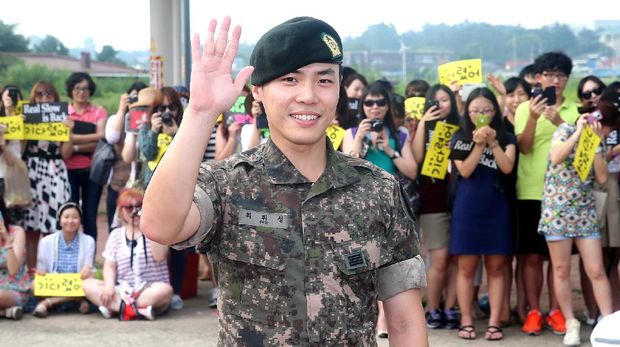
405, 79, 430, 98
504, 77, 531, 97
518, 64, 536, 80
533, 51, 573, 76
66, 72, 96, 99
126, 81, 148, 95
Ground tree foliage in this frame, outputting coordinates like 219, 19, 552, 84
0, 20, 29, 52
34, 35, 69, 56
96, 45, 126, 66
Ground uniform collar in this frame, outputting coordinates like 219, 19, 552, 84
261, 137, 360, 191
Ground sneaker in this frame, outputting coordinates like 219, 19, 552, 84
426, 308, 444, 329
140, 306, 155, 321
98, 305, 112, 319
563, 318, 581, 346
522, 309, 543, 335
171, 294, 183, 310
5, 306, 23, 320
444, 307, 460, 329
546, 309, 566, 335
208, 288, 218, 309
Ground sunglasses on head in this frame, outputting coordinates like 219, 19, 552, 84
363, 99, 388, 107
581, 87, 604, 100
157, 104, 178, 113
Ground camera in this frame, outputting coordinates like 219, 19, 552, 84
426, 100, 439, 110
7, 88, 19, 106
587, 110, 602, 124
128, 94, 138, 104
161, 112, 175, 126
370, 119, 384, 132
531, 85, 556, 106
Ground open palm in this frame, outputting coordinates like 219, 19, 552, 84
187, 17, 254, 118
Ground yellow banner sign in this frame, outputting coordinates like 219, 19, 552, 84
421, 122, 460, 179
12, 100, 28, 117
326, 124, 345, 150
148, 133, 173, 171
23, 122, 70, 141
438, 59, 483, 86
34, 273, 85, 297
573, 126, 601, 182
0, 116, 25, 140
404, 97, 425, 120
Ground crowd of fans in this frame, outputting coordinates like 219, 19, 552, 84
0, 49, 619, 346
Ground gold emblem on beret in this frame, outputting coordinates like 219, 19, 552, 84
321, 33, 342, 59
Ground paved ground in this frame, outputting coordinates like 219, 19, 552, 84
5, 203, 600, 346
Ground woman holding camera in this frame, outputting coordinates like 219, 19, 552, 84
138, 87, 183, 188
0, 85, 23, 117
343, 82, 417, 179
539, 91, 620, 346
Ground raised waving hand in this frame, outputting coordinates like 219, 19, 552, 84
187, 17, 254, 119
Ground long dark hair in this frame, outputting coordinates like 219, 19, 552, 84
0, 198, 14, 226
359, 82, 401, 150
460, 87, 508, 148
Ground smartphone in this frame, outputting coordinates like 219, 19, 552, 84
531, 85, 543, 100
475, 114, 490, 129
544, 86, 556, 106
7, 88, 19, 105
425, 100, 439, 111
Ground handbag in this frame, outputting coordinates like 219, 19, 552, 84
4, 159, 33, 208
89, 139, 116, 185
593, 190, 608, 227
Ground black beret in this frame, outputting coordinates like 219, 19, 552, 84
250, 17, 343, 86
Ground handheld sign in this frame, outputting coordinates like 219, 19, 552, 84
404, 97, 425, 120
224, 96, 253, 126
23, 123, 70, 141
421, 121, 460, 179
573, 126, 601, 182
326, 124, 345, 150
438, 59, 482, 86
147, 133, 173, 171
22, 102, 69, 123
12, 100, 28, 117
0, 116, 25, 140
34, 273, 85, 297
125, 107, 149, 133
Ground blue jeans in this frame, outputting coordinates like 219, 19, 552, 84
68, 168, 103, 242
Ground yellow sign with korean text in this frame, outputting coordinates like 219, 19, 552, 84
326, 124, 345, 150
573, 126, 601, 182
12, 100, 28, 117
404, 97, 425, 120
148, 133, 173, 170
438, 59, 483, 86
421, 122, 460, 179
23, 122, 70, 141
0, 116, 25, 140
34, 273, 85, 297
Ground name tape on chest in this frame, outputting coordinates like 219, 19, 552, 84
238, 208, 290, 229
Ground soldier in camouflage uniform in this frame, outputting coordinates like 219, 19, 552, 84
142, 16, 428, 346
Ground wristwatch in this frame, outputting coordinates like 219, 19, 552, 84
390, 151, 401, 160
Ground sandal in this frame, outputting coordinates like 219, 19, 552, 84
485, 325, 503, 341
5, 306, 23, 320
458, 325, 476, 340
33, 299, 51, 318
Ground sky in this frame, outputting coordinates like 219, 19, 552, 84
2, 0, 619, 52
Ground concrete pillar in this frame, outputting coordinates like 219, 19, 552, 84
150, 0, 184, 87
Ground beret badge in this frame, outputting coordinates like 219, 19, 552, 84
321, 32, 342, 59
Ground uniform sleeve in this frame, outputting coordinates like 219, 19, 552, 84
377, 181, 427, 301
172, 162, 224, 251
513, 101, 531, 136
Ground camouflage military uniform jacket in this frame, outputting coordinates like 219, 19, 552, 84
175, 138, 426, 346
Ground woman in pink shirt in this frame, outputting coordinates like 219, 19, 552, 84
64, 72, 107, 242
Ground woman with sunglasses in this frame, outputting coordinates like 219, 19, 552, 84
34, 202, 95, 317
20, 81, 72, 270
82, 189, 172, 320
64, 72, 107, 244
578, 75, 606, 114
138, 86, 184, 188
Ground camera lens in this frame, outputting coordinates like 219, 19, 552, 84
161, 112, 174, 126
371, 120, 383, 132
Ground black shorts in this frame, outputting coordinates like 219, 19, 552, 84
515, 200, 550, 256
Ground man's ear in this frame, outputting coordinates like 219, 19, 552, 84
252, 85, 262, 102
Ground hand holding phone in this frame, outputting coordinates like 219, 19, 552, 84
475, 114, 490, 129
